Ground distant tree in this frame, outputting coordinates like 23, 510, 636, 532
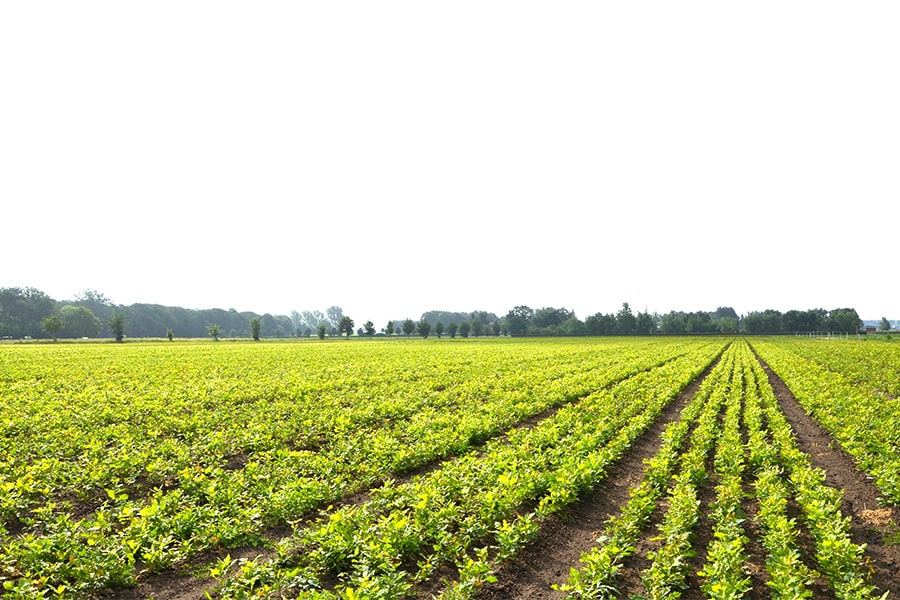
417, 319, 431, 338
616, 303, 637, 335
435, 322, 444, 338
326, 306, 344, 336
447, 322, 459, 339
250, 316, 262, 341
717, 317, 739, 334
459, 321, 471, 338
385, 320, 395, 336
827, 308, 861, 334
339, 316, 355, 338
317, 323, 327, 339
59, 305, 102, 338
532, 307, 573, 329
492, 322, 502, 336
363, 320, 376, 336
879, 317, 892, 331
107, 311, 127, 342
207, 323, 221, 341
636, 311, 657, 335
471, 320, 483, 337
0, 287, 57, 338
505, 305, 533, 336
561, 316, 586, 336
42, 313, 63, 341
167, 328, 174, 341
585, 313, 617, 335
402, 318, 416, 336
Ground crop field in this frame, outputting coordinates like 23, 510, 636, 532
1, 337, 899, 599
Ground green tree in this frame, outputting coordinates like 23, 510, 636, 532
250, 316, 262, 341
447, 322, 458, 339
636, 311, 657, 335
459, 321, 471, 338
827, 308, 861, 334
107, 311, 127, 342
417, 319, 431, 338
385, 320, 395, 336
402, 318, 416, 336
59, 305, 102, 339
317, 323, 327, 339
435, 322, 444, 338
616, 302, 637, 335
207, 323, 221, 341
42, 313, 63, 341
363, 320, 376, 336
167, 328, 174, 341
339, 316, 355, 337
879, 317, 892, 331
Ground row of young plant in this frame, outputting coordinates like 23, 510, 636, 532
751, 338, 900, 504
204, 341, 728, 599
0, 339, 716, 597
561, 340, 885, 599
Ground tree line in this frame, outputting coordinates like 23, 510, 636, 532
0, 287, 866, 341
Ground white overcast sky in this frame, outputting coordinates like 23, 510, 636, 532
2, 2, 898, 325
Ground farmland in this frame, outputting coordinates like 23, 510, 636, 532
1, 337, 899, 599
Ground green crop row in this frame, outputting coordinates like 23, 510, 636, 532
751, 338, 900, 504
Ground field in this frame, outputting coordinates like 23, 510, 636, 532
2, 337, 899, 599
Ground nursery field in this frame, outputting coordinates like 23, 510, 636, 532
1, 337, 899, 599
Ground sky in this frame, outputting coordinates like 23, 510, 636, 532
2, 2, 898, 325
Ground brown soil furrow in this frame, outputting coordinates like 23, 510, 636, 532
759, 359, 900, 598
474, 364, 712, 599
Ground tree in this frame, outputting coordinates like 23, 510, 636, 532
459, 321, 471, 338
167, 328, 174, 341
317, 323, 327, 339
435, 322, 444, 338
107, 311, 127, 342
402, 318, 416, 336
42, 314, 63, 341
326, 306, 344, 336
250, 316, 262, 341
879, 317, 892, 331
417, 319, 431, 338
385, 320, 395, 336
59, 305, 102, 339
505, 305, 533, 336
0, 287, 58, 338
827, 308, 861, 334
363, 321, 376, 336
339, 316, 355, 338
636, 311, 657, 335
616, 303, 637, 335
207, 323, 221, 341
447, 322, 459, 339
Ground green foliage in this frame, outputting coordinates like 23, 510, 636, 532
402, 318, 415, 336
417, 319, 431, 338
107, 311, 127, 342
249, 317, 261, 341
338, 316, 355, 338
207, 323, 221, 341
42, 313, 63, 341
363, 321, 376, 337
